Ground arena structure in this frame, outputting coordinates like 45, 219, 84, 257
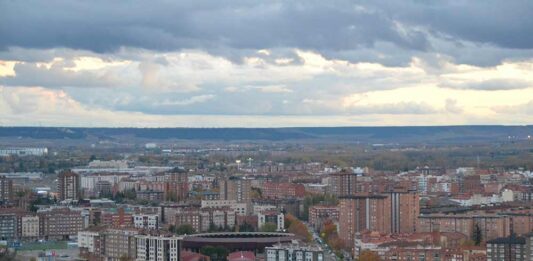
181, 232, 297, 254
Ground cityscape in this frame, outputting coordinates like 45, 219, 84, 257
1, 1, 533, 261
0, 131, 532, 261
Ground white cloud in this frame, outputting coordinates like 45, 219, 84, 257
159, 95, 215, 106
1, 47, 533, 126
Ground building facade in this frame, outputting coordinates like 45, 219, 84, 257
266, 243, 324, 261
219, 177, 252, 203
135, 234, 182, 261
134, 214, 159, 230
21, 215, 40, 239
329, 171, 358, 197
258, 211, 285, 232
58, 171, 80, 201
0, 176, 13, 205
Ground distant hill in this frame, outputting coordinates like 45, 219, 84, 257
0, 126, 532, 144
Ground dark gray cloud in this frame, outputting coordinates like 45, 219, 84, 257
3, 0, 529, 65
0, 1, 423, 52
370, 0, 533, 49
0, 0, 520, 61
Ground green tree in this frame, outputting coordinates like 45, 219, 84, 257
168, 225, 176, 233
119, 255, 133, 261
176, 224, 195, 235
200, 245, 229, 261
208, 222, 221, 232
260, 222, 278, 232
472, 223, 483, 246
239, 222, 255, 232
124, 189, 137, 200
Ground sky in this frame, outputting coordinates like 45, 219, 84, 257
0, 1, 532, 127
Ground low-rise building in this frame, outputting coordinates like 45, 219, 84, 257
135, 233, 182, 261
21, 215, 39, 239
487, 234, 527, 261
0, 213, 17, 240
104, 228, 138, 261
262, 182, 306, 199
308, 205, 339, 229
39, 208, 85, 240
78, 229, 102, 257
266, 242, 324, 261
201, 200, 248, 216
258, 211, 284, 232
137, 190, 164, 202
133, 214, 159, 230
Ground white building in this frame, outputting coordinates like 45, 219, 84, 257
134, 214, 159, 230
0, 147, 48, 157
21, 215, 39, 239
199, 208, 236, 230
78, 230, 101, 253
266, 242, 324, 261
451, 191, 514, 207
88, 160, 129, 169
145, 143, 158, 149
201, 200, 248, 215
418, 175, 429, 195
258, 211, 285, 232
253, 204, 277, 215
80, 174, 129, 191
135, 234, 181, 261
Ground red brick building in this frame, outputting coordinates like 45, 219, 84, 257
339, 194, 392, 246
262, 182, 305, 199
309, 205, 339, 229
329, 171, 358, 196
339, 190, 419, 248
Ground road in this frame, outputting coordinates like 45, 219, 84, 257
303, 221, 339, 261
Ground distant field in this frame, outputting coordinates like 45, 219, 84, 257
18, 241, 67, 251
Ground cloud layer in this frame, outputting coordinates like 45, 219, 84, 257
0, 1, 532, 127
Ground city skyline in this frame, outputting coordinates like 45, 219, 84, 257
1, 1, 532, 127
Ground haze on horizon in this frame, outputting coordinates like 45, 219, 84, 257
0, 1, 532, 127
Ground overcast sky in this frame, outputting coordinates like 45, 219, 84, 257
1, 0, 532, 127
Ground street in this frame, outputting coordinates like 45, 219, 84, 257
303, 221, 339, 261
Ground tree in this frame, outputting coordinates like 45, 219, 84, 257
123, 189, 137, 200
285, 214, 312, 242
200, 246, 216, 258
320, 220, 336, 239
239, 222, 255, 232
176, 224, 195, 235
260, 222, 278, 232
119, 255, 133, 261
208, 222, 222, 232
358, 250, 380, 261
200, 245, 229, 261
0, 247, 16, 261
168, 225, 176, 233
320, 220, 344, 251
251, 187, 262, 199
472, 223, 483, 246
461, 239, 475, 247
